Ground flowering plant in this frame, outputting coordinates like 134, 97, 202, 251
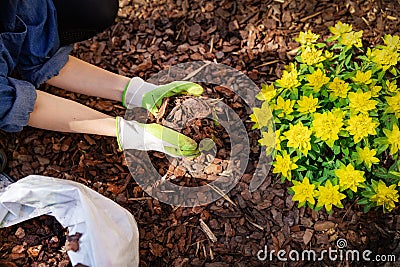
251, 21, 400, 213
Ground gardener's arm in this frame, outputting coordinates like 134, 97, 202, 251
46, 56, 130, 102
28, 90, 116, 136
28, 90, 199, 157
46, 55, 203, 115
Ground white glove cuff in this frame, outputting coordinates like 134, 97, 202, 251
123, 77, 157, 109
116, 117, 178, 155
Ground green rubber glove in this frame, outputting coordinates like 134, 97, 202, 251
122, 77, 203, 115
116, 117, 200, 157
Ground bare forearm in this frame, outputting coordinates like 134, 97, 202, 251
28, 90, 116, 136
47, 56, 130, 102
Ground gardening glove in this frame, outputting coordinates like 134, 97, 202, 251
116, 117, 200, 157
122, 77, 203, 115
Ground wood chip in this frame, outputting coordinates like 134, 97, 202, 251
199, 219, 217, 243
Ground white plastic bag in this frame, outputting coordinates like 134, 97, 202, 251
0, 175, 139, 267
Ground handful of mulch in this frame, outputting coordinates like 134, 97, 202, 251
149, 95, 232, 188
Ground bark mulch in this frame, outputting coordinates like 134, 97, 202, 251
1, 0, 400, 266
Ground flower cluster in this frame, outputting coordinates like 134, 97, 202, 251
251, 21, 400, 213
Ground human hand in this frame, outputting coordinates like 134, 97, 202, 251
122, 78, 203, 115
116, 117, 199, 157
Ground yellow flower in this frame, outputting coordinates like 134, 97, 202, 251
284, 122, 312, 155
348, 90, 377, 114
371, 47, 399, 71
259, 129, 282, 154
346, 114, 378, 143
386, 80, 398, 94
315, 180, 346, 213
370, 180, 399, 212
329, 21, 352, 37
284, 62, 296, 72
324, 50, 333, 59
274, 96, 295, 117
291, 177, 316, 206
383, 34, 400, 51
273, 151, 298, 180
312, 110, 344, 147
352, 70, 372, 84
355, 147, 379, 169
383, 124, 400, 155
276, 69, 301, 90
295, 30, 320, 45
329, 77, 350, 98
300, 46, 325, 65
250, 102, 273, 129
256, 83, 277, 102
335, 164, 365, 192
340, 30, 363, 48
306, 69, 330, 92
275, 129, 282, 151
386, 92, 400, 119
369, 84, 382, 97
297, 95, 320, 114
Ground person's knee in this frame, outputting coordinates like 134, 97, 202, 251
96, 0, 118, 31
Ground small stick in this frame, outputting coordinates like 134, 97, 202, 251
300, 11, 322, 22
207, 183, 237, 206
246, 217, 264, 231
209, 246, 214, 260
183, 61, 212, 81
127, 197, 153, 201
199, 219, 217, 243
255, 59, 282, 69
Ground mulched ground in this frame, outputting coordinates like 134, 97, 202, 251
1, 0, 400, 266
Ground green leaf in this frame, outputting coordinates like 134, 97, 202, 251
299, 64, 308, 73
357, 55, 369, 62
298, 201, 306, 208
342, 147, 349, 157
338, 51, 347, 61
373, 171, 389, 179
377, 144, 389, 155
377, 70, 386, 82
333, 145, 340, 155
317, 175, 328, 184
361, 190, 375, 198
287, 187, 295, 194
369, 110, 378, 117
389, 161, 400, 172
296, 165, 307, 172
308, 150, 317, 160
327, 36, 338, 43
389, 67, 398, 76
345, 53, 353, 68
357, 197, 370, 205
311, 143, 321, 154
314, 204, 323, 212
292, 88, 299, 100
347, 189, 354, 200
363, 203, 374, 213
331, 43, 343, 50
388, 171, 400, 179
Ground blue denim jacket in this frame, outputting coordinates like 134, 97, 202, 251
0, 0, 72, 132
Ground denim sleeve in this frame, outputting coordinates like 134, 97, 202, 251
15, 0, 73, 87
18, 45, 73, 87
0, 76, 36, 132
